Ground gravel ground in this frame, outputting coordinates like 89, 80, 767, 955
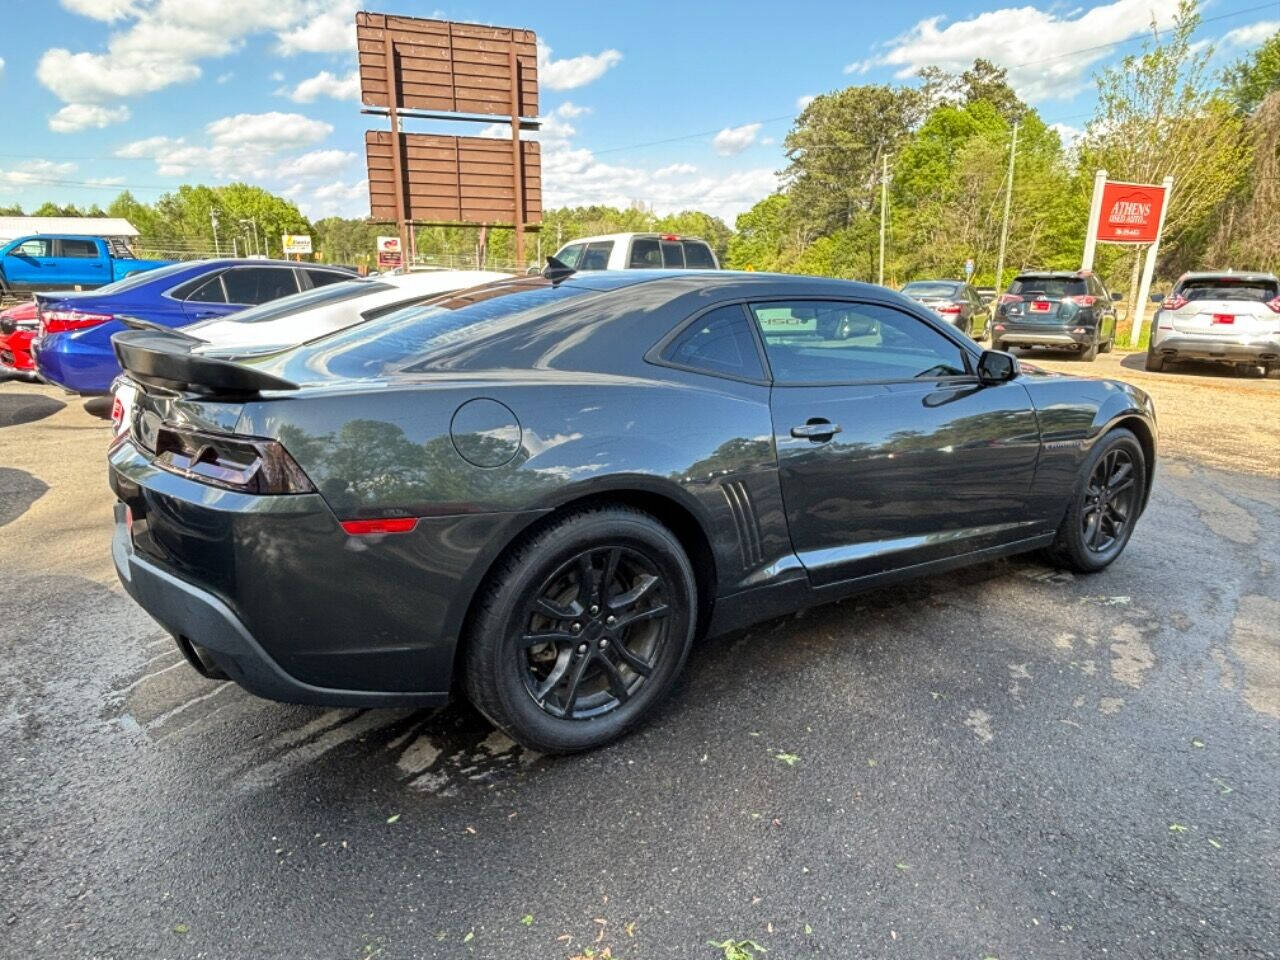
1, 363, 1277, 960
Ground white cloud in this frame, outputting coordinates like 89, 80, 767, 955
59, 0, 139, 20
0, 159, 79, 187
796, 94, 816, 111
117, 111, 334, 179
654, 163, 697, 177
538, 41, 623, 90
1221, 21, 1279, 48
216, 71, 234, 84
276, 0, 358, 55
288, 178, 369, 218
49, 103, 132, 133
1050, 122, 1083, 147
850, 0, 1183, 101
275, 149, 357, 179
40, 0, 314, 104
286, 69, 360, 103
712, 122, 762, 156
555, 101, 590, 119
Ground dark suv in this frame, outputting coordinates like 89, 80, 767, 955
992, 271, 1120, 361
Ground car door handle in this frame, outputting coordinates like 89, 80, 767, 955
790, 420, 842, 441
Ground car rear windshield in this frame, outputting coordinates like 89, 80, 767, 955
245, 278, 595, 381
98, 260, 201, 294
1010, 276, 1087, 298
902, 282, 959, 297
1177, 278, 1279, 302
219, 280, 390, 324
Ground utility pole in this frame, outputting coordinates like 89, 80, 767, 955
210, 209, 221, 256
878, 152, 888, 287
993, 121, 1018, 296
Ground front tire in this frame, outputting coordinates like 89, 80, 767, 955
462, 506, 697, 754
1046, 428, 1146, 573
1144, 349, 1165, 371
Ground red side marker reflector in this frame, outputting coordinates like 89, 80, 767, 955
341, 517, 418, 535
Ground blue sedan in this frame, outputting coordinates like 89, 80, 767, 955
32, 258, 355, 394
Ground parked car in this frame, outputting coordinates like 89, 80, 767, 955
109, 268, 1156, 754
1145, 271, 1280, 376
32, 259, 355, 395
552, 233, 720, 271
109, 269, 511, 436
991, 270, 1120, 361
900, 280, 991, 341
0, 300, 39, 380
0, 235, 171, 294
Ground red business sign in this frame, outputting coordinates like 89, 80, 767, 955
1096, 181, 1166, 244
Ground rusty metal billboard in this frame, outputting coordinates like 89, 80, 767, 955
357, 11, 541, 266
356, 13, 538, 118
365, 131, 541, 224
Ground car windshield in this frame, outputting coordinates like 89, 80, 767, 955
1179, 278, 1279, 302
902, 282, 959, 297
1010, 276, 1087, 298
198, 280, 391, 326
243, 278, 595, 381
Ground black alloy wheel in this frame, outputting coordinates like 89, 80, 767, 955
519, 546, 670, 720
463, 506, 696, 753
1046, 428, 1146, 573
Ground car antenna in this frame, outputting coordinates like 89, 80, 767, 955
542, 255, 575, 283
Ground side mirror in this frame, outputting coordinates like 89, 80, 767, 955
977, 349, 1019, 385
1149, 292, 1164, 303
1111, 291, 1123, 301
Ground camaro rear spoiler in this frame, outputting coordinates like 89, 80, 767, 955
112, 330, 298, 396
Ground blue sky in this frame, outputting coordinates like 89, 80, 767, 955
0, 0, 1275, 223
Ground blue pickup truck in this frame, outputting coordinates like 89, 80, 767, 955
0, 235, 172, 294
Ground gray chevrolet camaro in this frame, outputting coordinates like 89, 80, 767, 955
109, 269, 1157, 753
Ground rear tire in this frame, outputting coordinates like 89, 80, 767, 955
462, 506, 697, 754
1046, 428, 1146, 574
1079, 338, 1098, 362
1235, 362, 1265, 378
1144, 349, 1165, 372
1100, 337, 1113, 354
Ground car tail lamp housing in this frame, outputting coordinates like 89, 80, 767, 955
1065, 295, 1097, 307
997, 293, 1022, 305
152, 424, 315, 495
936, 303, 963, 314
40, 310, 114, 333
1161, 294, 1189, 311
1266, 296, 1280, 314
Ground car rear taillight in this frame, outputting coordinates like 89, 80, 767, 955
1266, 296, 1280, 314
659, 234, 679, 241
1161, 294, 1189, 310
152, 424, 314, 495
1066, 295, 1097, 307
937, 303, 963, 314
998, 294, 1022, 305
110, 396, 123, 427
41, 310, 113, 333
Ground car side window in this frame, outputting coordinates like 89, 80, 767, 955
683, 242, 716, 269
661, 304, 765, 380
223, 267, 300, 305
661, 241, 685, 268
750, 300, 970, 384
556, 243, 585, 268
14, 239, 51, 257
184, 275, 226, 303
59, 239, 98, 258
577, 241, 614, 271
306, 269, 348, 288
628, 238, 663, 268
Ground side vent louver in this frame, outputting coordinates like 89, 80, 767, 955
722, 480, 764, 568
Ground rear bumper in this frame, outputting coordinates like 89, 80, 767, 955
995, 324, 1092, 348
112, 500, 448, 708
1150, 334, 1280, 363
31, 335, 116, 395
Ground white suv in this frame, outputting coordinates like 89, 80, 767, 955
1146, 271, 1280, 376
552, 233, 720, 271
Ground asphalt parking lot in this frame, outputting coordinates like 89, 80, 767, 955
1, 351, 1277, 960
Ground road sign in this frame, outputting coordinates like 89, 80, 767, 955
281, 234, 312, 255
1094, 180, 1167, 244
376, 235, 402, 271
964, 258, 974, 277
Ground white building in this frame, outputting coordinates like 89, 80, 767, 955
0, 217, 140, 243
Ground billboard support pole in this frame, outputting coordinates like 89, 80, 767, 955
1133, 175, 1174, 346
382, 31, 410, 268
1081, 168, 1107, 272
508, 46, 526, 269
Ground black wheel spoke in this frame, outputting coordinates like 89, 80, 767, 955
534, 652, 571, 703
612, 641, 653, 677
599, 547, 621, 604
1109, 460, 1133, 487
1110, 476, 1135, 497
613, 603, 669, 632
609, 573, 658, 613
519, 630, 577, 649
534, 596, 581, 621
598, 655, 631, 702
574, 553, 596, 608
561, 653, 592, 717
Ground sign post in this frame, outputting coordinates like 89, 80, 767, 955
1080, 168, 1107, 272
1132, 175, 1175, 344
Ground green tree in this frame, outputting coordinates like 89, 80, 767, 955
1223, 29, 1280, 114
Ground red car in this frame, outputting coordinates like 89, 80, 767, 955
0, 300, 39, 379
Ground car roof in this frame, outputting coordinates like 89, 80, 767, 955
557, 233, 712, 246
384, 269, 512, 291
1014, 271, 1086, 278
1178, 271, 1279, 283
